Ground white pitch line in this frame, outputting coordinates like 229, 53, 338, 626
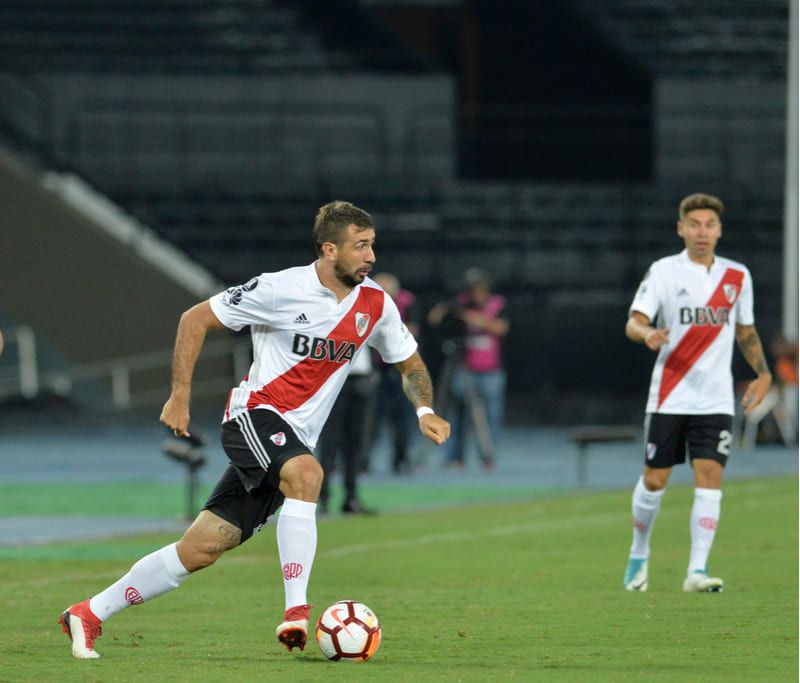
317, 491, 796, 560
317, 511, 622, 560
3, 488, 792, 589
5, 570, 127, 590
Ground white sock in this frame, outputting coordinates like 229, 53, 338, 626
277, 498, 317, 611
688, 488, 722, 574
629, 476, 665, 559
89, 542, 190, 621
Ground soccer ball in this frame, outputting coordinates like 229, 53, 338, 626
315, 600, 381, 662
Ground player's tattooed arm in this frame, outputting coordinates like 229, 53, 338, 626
395, 351, 434, 409
735, 324, 770, 375
735, 324, 773, 415
395, 352, 451, 445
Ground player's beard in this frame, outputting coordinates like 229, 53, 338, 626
334, 260, 364, 288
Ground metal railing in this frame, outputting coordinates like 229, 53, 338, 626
0, 326, 39, 399
0, 326, 251, 410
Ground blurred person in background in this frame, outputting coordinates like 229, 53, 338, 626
771, 335, 798, 442
371, 272, 420, 474
622, 193, 772, 594
58, 201, 450, 659
428, 268, 509, 470
317, 344, 377, 514
739, 334, 799, 447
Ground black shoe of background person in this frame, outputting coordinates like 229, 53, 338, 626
392, 459, 410, 475
341, 499, 377, 515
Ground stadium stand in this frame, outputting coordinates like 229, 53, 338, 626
0, 1, 789, 422
0, 0, 331, 73
568, 0, 788, 78
0, 0, 428, 73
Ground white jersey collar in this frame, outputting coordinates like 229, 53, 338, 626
679, 248, 719, 272
308, 261, 329, 293
308, 260, 363, 302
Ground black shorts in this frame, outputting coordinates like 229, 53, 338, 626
203, 409, 311, 542
643, 413, 733, 469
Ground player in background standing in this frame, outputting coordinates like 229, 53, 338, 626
317, 342, 377, 514
371, 272, 420, 474
58, 201, 450, 659
623, 193, 772, 593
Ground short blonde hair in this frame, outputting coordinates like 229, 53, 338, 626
679, 193, 725, 220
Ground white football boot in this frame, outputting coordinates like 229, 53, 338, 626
683, 570, 724, 593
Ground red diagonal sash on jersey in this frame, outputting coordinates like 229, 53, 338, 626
247, 286, 384, 413
657, 267, 744, 408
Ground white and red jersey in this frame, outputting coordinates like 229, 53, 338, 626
630, 250, 755, 416
209, 262, 417, 448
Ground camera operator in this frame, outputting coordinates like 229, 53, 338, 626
428, 268, 509, 469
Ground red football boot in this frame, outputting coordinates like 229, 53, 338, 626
276, 604, 310, 652
58, 599, 102, 659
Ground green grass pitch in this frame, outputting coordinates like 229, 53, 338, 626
1, 476, 795, 682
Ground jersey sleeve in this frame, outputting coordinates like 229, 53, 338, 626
208, 274, 277, 331
368, 292, 418, 363
735, 266, 755, 325
629, 263, 663, 322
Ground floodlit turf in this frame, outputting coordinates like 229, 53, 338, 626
1, 476, 795, 682
0, 481, 556, 519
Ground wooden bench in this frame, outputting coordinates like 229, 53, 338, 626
568, 425, 639, 487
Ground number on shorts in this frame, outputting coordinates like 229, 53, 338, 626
717, 429, 732, 456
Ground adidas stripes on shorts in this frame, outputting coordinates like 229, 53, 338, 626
203, 409, 311, 542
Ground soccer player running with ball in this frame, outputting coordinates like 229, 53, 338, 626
623, 193, 772, 593
58, 201, 450, 659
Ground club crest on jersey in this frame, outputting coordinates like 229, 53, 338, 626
723, 283, 739, 305
646, 443, 657, 461
355, 312, 370, 338
269, 432, 286, 446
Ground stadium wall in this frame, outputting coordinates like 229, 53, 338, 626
0, 146, 232, 403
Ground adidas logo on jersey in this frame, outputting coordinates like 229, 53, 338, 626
677, 288, 689, 297
294, 313, 310, 325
